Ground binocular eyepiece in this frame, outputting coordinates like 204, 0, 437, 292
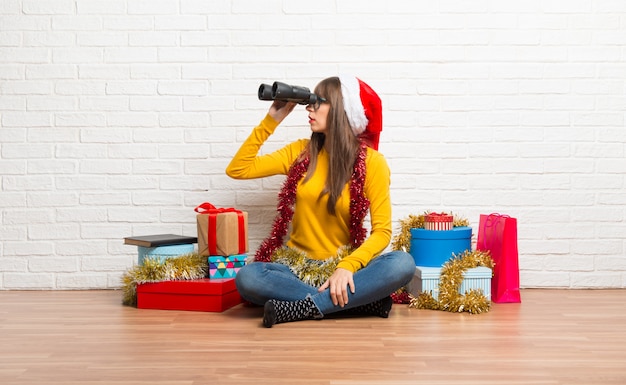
258, 81, 323, 105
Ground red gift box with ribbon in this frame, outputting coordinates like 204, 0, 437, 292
195, 203, 248, 257
424, 212, 454, 231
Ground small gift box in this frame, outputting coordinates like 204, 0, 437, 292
208, 255, 247, 279
424, 212, 454, 231
136, 278, 241, 312
195, 203, 248, 257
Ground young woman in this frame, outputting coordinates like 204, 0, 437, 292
226, 75, 415, 327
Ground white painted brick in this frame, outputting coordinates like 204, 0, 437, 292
82, 256, 132, 272
128, 0, 179, 15
52, 47, 103, 64
131, 191, 183, 206
3, 241, 54, 256
4, 273, 55, 289
79, 96, 128, 111
29, 257, 79, 273
104, 47, 157, 63
0, 257, 28, 272
104, 16, 153, 31
79, 159, 131, 174
76, 0, 126, 15
181, 0, 229, 14
107, 207, 160, 222
3, 176, 54, 191
3, 209, 54, 225
130, 64, 180, 79
27, 96, 77, 111
132, 160, 183, 174
108, 144, 158, 159
2, 81, 51, 95
0, 160, 26, 175
107, 176, 159, 190
130, 96, 181, 112
27, 159, 76, 175
570, 273, 622, 288
56, 273, 109, 289
0, 65, 24, 80
154, 16, 206, 31
159, 113, 209, 128
56, 207, 107, 223
79, 192, 131, 206
520, 271, 570, 288
158, 48, 207, 63
23, 0, 75, 15
0, 127, 26, 142
0, 0, 21, 14
28, 191, 78, 208
80, 127, 132, 143
129, 32, 177, 47
0, 193, 27, 209
56, 240, 108, 256
55, 113, 106, 127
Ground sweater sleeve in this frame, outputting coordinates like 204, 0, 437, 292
225, 114, 307, 179
336, 150, 393, 272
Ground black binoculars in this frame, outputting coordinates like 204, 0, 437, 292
258, 81, 324, 105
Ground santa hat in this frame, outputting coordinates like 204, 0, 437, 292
339, 75, 383, 150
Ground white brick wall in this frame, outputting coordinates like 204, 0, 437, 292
1, 1, 625, 290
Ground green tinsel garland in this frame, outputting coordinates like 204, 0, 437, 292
271, 245, 352, 287
121, 252, 208, 307
409, 249, 494, 314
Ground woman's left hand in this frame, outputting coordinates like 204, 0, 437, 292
318, 268, 355, 307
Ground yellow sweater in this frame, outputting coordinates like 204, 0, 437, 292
225, 115, 392, 273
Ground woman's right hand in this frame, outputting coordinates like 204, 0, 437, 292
269, 100, 297, 123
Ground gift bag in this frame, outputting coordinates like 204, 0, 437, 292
476, 213, 521, 303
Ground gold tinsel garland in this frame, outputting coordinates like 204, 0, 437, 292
271, 245, 352, 287
409, 249, 494, 314
121, 252, 208, 306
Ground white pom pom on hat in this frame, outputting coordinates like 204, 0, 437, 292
339, 74, 383, 150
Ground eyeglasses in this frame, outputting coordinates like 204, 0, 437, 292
308, 97, 327, 111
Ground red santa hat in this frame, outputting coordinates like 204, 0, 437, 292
339, 74, 383, 150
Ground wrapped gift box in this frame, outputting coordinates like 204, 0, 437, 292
196, 205, 248, 257
424, 212, 453, 231
208, 255, 246, 279
136, 278, 241, 312
407, 265, 492, 300
137, 244, 195, 265
410, 226, 472, 267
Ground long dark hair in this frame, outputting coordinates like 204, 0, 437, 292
303, 77, 361, 215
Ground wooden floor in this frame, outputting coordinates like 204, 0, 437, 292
1, 289, 625, 385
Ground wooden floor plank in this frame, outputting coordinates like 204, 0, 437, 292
0, 289, 625, 385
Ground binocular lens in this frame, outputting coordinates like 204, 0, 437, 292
258, 83, 273, 101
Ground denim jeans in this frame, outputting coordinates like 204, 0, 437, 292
235, 250, 416, 316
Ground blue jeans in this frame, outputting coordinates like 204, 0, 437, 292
235, 250, 415, 316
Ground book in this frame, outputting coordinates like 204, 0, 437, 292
124, 234, 198, 248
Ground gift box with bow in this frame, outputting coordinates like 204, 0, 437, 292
195, 203, 248, 257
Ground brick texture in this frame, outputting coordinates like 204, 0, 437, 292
0, 1, 625, 289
